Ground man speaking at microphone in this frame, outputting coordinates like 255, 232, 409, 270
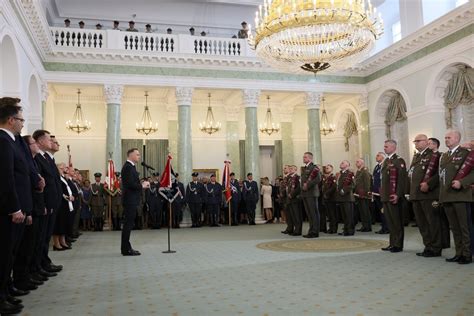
120, 148, 150, 256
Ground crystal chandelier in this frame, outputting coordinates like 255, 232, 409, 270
320, 97, 335, 136
136, 91, 158, 136
259, 95, 280, 135
249, 0, 384, 74
66, 89, 91, 134
199, 93, 221, 135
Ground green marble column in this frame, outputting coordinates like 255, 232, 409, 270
175, 87, 193, 185
306, 92, 322, 164
104, 85, 124, 168
281, 122, 294, 166
243, 89, 262, 221
226, 121, 240, 178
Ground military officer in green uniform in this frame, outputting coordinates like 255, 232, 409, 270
300, 152, 322, 238
354, 158, 372, 232
336, 160, 355, 236
380, 140, 407, 253
409, 134, 442, 257
105, 172, 123, 231
287, 165, 302, 236
440, 130, 473, 264
322, 164, 338, 234
280, 165, 294, 235
90, 172, 106, 231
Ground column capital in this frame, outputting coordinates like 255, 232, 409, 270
242, 89, 260, 108
104, 85, 124, 104
305, 92, 322, 109
359, 93, 369, 111
41, 82, 49, 103
175, 87, 193, 106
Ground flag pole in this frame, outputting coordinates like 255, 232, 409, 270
228, 199, 231, 226
162, 151, 176, 254
162, 202, 176, 253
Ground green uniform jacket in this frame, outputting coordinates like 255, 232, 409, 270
322, 174, 337, 201
354, 167, 371, 199
286, 174, 301, 203
336, 170, 355, 202
90, 182, 106, 207
300, 162, 322, 197
280, 175, 290, 206
380, 153, 407, 203
439, 147, 474, 203
408, 148, 439, 201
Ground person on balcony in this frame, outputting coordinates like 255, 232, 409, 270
167, 28, 173, 34
145, 24, 153, 33
78, 21, 85, 29
64, 19, 70, 28
95, 24, 102, 30
200, 31, 206, 36
238, 21, 249, 38
127, 21, 138, 32
189, 27, 195, 35
112, 20, 121, 31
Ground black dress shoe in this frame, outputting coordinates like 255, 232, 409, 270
375, 230, 389, 234
416, 251, 427, 257
303, 234, 319, 238
39, 269, 57, 277
47, 263, 63, 271
281, 230, 289, 234
28, 277, 43, 285
0, 300, 23, 314
9, 287, 29, 297
15, 282, 38, 291
290, 232, 301, 236
338, 232, 353, 236
356, 228, 364, 232
122, 250, 140, 256
424, 250, 441, 258
31, 272, 48, 282
44, 265, 61, 273
6, 296, 22, 305
458, 256, 472, 264
360, 228, 372, 232
131, 249, 141, 255
381, 246, 393, 251
446, 255, 461, 262
390, 247, 403, 253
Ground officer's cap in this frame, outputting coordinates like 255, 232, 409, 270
210, 174, 216, 178
64, 19, 70, 23
129, 21, 135, 24
94, 172, 102, 177
230, 172, 235, 176
247, 172, 252, 176
113, 20, 119, 24
145, 24, 151, 27
192, 172, 199, 177
78, 21, 84, 25
114, 172, 121, 177
96, 23, 102, 27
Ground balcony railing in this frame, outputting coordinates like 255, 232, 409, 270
50, 27, 253, 57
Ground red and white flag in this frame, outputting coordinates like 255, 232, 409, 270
105, 159, 116, 189
160, 154, 174, 188
222, 159, 232, 202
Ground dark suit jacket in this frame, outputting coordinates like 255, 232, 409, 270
121, 161, 142, 206
35, 153, 60, 211
186, 181, 205, 204
0, 130, 32, 216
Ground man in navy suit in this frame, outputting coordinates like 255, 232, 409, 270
0, 97, 31, 314
121, 148, 149, 256
372, 152, 389, 234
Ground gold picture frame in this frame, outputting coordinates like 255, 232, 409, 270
192, 168, 220, 182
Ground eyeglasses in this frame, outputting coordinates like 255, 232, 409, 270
12, 117, 25, 123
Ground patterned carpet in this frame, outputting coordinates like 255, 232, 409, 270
257, 238, 388, 253
20, 224, 474, 316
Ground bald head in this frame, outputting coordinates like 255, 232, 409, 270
413, 134, 428, 152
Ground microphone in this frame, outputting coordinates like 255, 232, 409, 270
140, 162, 155, 170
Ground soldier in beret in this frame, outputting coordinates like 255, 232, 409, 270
322, 164, 338, 234
286, 165, 302, 236
127, 21, 138, 32
64, 19, 71, 28
300, 152, 322, 238
380, 140, 408, 253
336, 160, 355, 236
355, 158, 372, 232
90, 172, 106, 231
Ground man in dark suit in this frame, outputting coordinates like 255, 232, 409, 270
171, 174, 185, 228
229, 172, 241, 226
243, 173, 259, 225
372, 152, 389, 234
186, 172, 205, 227
205, 174, 223, 227
0, 97, 31, 314
32, 130, 62, 276
121, 148, 149, 256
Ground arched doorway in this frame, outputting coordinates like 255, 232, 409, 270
0, 35, 21, 96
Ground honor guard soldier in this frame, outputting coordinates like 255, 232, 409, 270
336, 160, 355, 236
186, 172, 205, 227
171, 174, 185, 228
380, 140, 408, 253
243, 173, 259, 225
229, 172, 241, 225
146, 172, 162, 229
322, 164, 338, 234
409, 134, 443, 258
440, 130, 473, 264
90, 172, 106, 231
126, 21, 138, 32
300, 152, 322, 238
355, 158, 372, 232
286, 165, 302, 236
205, 174, 222, 227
